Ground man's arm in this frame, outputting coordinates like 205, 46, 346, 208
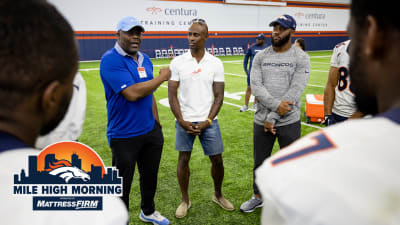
195, 82, 225, 132
167, 80, 197, 134
324, 66, 339, 115
121, 67, 170, 102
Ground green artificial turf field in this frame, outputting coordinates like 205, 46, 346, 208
78, 50, 331, 225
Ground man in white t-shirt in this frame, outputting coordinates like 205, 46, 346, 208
323, 40, 362, 126
0, 1, 128, 224
168, 18, 234, 219
255, 0, 400, 224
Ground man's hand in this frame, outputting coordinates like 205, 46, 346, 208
192, 121, 211, 135
178, 120, 198, 134
264, 121, 276, 135
276, 100, 294, 116
323, 115, 336, 126
159, 67, 171, 81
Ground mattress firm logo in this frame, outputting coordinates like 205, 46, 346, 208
144, 6, 198, 27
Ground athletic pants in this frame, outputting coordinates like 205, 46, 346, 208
253, 121, 301, 195
110, 122, 163, 215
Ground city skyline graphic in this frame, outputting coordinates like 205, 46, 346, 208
14, 142, 122, 185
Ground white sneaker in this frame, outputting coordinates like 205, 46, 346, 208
240, 105, 249, 112
139, 210, 170, 225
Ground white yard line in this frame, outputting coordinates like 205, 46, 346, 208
300, 122, 322, 129
307, 84, 325, 88
158, 85, 321, 130
312, 62, 331, 65
81, 69, 326, 88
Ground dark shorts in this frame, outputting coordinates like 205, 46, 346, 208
332, 112, 348, 123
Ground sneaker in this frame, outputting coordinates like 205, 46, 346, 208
240, 195, 263, 213
175, 201, 191, 218
212, 194, 234, 211
240, 105, 249, 112
139, 210, 170, 225
252, 103, 257, 110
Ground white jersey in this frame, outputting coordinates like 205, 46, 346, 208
256, 108, 400, 225
0, 148, 128, 225
330, 40, 357, 117
35, 72, 87, 149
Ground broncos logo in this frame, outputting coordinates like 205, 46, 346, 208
45, 159, 90, 183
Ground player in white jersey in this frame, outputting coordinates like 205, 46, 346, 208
35, 72, 87, 149
255, 0, 400, 224
324, 40, 360, 126
256, 117, 400, 225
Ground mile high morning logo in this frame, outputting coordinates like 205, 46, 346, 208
13, 141, 122, 211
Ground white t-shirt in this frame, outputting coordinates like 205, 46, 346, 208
35, 72, 87, 149
330, 40, 357, 118
0, 149, 128, 225
170, 51, 224, 122
256, 112, 400, 225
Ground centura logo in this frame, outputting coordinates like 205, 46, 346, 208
146, 6, 162, 15
13, 141, 122, 211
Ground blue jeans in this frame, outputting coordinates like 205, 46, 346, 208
175, 120, 224, 156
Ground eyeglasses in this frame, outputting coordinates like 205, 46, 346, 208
191, 18, 207, 25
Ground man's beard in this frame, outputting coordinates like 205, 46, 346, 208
39, 92, 71, 136
349, 41, 379, 115
271, 32, 291, 48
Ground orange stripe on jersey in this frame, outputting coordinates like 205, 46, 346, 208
271, 131, 337, 166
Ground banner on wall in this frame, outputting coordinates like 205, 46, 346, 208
224, 0, 286, 6
49, 0, 349, 32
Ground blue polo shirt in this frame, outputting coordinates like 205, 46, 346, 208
100, 43, 155, 143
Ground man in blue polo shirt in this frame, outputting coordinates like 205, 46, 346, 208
100, 16, 170, 225
240, 34, 267, 112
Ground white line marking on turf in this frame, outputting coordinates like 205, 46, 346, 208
158, 85, 320, 129
307, 84, 325, 88
80, 69, 326, 89
300, 122, 322, 129
224, 72, 325, 88
79, 68, 99, 71
312, 62, 331, 65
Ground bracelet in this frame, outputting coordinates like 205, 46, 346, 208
206, 118, 213, 125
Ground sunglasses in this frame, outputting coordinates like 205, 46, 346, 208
191, 18, 207, 25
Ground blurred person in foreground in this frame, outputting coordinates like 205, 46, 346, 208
256, 1, 400, 224
35, 72, 86, 149
0, 0, 128, 224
